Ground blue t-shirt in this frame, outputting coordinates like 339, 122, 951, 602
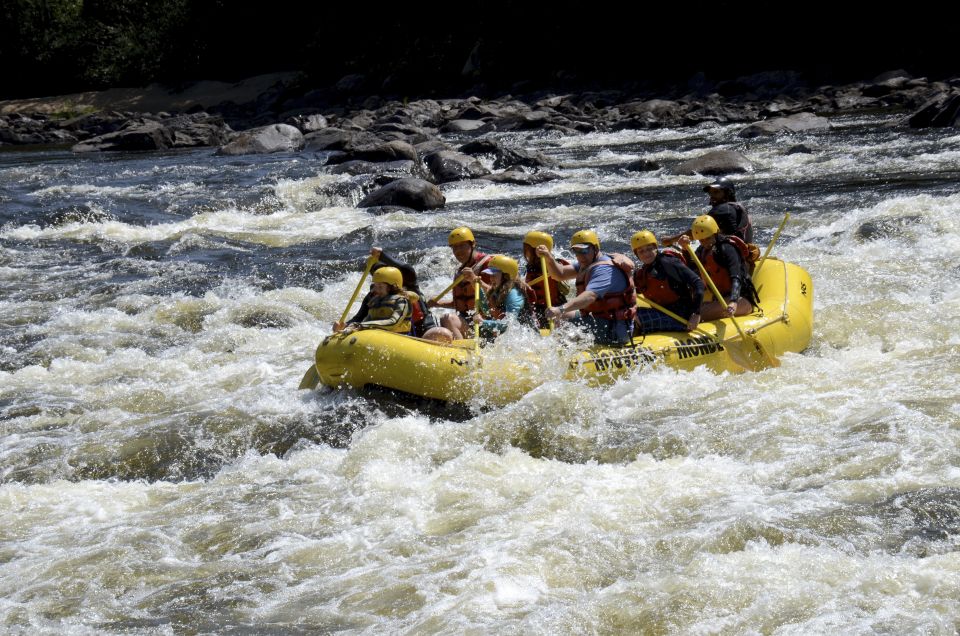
573, 254, 629, 296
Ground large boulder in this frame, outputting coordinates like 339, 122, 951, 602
285, 112, 328, 133
907, 90, 960, 128
492, 109, 553, 131
68, 113, 232, 152
675, 150, 753, 176
303, 127, 379, 151
441, 119, 493, 134
329, 159, 419, 177
424, 150, 490, 183
739, 112, 831, 138
357, 178, 445, 210
458, 139, 557, 170
72, 120, 174, 152
166, 113, 233, 148
414, 139, 450, 157
57, 110, 129, 137
615, 99, 687, 128
325, 140, 418, 165
215, 123, 303, 155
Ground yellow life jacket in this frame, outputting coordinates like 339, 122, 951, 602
364, 292, 412, 333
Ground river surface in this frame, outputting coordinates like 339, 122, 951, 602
2, 112, 960, 634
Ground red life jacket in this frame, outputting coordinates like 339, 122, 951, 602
732, 234, 761, 274
700, 237, 750, 298
409, 292, 425, 335
452, 251, 492, 313
575, 253, 637, 321
525, 258, 569, 307
633, 249, 688, 306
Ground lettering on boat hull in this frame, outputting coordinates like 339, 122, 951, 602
673, 335, 724, 359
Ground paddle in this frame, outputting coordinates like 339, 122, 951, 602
683, 243, 780, 371
339, 255, 379, 325
637, 296, 755, 371
429, 274, 465, 305
298, 254, 379, 390
540, 255, 554, 333
637, 297, 709, 338
752, 212, 790, 278
473, 281, 481, 350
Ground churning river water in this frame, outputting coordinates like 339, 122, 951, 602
1, 112, 960, 634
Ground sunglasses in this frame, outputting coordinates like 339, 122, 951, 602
571, 246, 592, 254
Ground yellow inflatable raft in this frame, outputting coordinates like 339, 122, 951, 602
307, 258, 813, 405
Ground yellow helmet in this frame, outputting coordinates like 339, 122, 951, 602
570, 229, 600, 250
691, 215, 720, 240
631, 230, 658, 251
448, 226, 475, 245
523, 230, 554, 251
485, 254, 519, 279
372, 266, 403, 288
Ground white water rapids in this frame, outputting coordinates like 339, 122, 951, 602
1, 115, 959, 633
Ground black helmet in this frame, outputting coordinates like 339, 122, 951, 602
703, 177, 736, 198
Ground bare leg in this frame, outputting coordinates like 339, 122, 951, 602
422, 327, 455, 343
440, 313, 470, 339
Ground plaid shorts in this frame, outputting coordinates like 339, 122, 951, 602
634, 308, 687, 334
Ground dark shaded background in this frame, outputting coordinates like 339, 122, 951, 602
1, 0, 956, 101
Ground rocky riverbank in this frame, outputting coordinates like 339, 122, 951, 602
1, 68, 958, 211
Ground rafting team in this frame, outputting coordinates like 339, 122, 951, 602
333, 178, 761, 346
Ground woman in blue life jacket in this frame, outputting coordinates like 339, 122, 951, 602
517, 230, 569, 329
469, 255, 528, 340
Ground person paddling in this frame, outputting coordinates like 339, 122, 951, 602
333, 266, 411, 334
516, 230, 569, 329
341, 247, 452, 342
428, 227, 492, 339
631, 230, 704, 333
678, 216, 759, 321
538, 229, 637, 346
472, 255, 529, 340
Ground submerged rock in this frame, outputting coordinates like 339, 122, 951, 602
855, 215, 922, 241
623, 158, 661, 172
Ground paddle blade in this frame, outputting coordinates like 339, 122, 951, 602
299, 364, 321, 390
725, 335, 780, 371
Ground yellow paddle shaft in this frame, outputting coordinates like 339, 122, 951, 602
473, 281, 481, 349
684, 244, 752, 342
429, 274, 465, 304
540, 256, 554, 332
339, 255, 378, 325
752, 212, 790, 278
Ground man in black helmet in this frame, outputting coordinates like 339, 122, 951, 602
663, 177, 754, 245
